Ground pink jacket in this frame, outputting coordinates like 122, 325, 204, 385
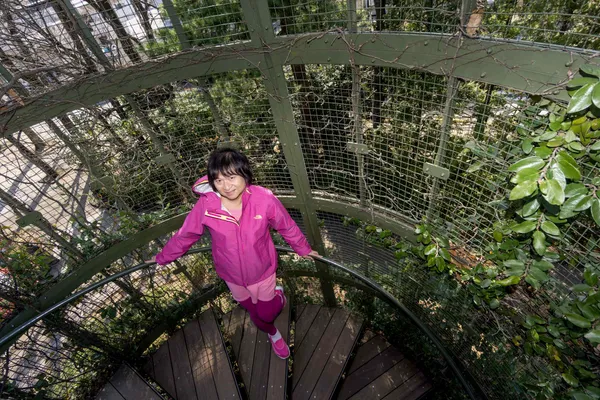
155, 176, 312, 286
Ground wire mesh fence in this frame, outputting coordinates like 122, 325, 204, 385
1, 0, 600, 399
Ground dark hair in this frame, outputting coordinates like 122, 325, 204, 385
207, 148, 253, 190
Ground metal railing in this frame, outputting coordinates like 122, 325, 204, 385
0, 246, 484, 400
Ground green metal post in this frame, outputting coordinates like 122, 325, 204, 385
348, 0, 367, 208
239, 0, 336, 306
59, 0, 113, 69
0, 188, 84, 259
162, 0, 191, 50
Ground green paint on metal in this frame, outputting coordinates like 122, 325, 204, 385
59, 0, 112, 69
16, 211, 43, 227
0, 214, 187, 347
161, 0, 191, 50
347, 142, 369, 155
240, 0, 336, 306
1, 34, 581, 135
0, 62, 14, 81
423, 162, 451, 180
427, 77, 458, 220
154, 153, 176, 166
281, 197, 417, 243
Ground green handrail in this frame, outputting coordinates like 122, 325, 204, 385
0, 246, 485, 400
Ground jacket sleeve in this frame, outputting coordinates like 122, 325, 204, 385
155, 200, 205, 265
267, 193, 312, 256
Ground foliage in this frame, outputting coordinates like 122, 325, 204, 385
409, 66, 600, 400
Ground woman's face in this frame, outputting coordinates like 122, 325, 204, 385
214, 173, 246, 201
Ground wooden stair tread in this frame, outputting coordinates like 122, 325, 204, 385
338, 332, 433, 400
224, 299, 291, 400
96, 364, 163, 400
145, 308, 240, 400
291, 305, 364, 400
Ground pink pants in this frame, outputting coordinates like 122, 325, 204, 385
225, 274, 282, 335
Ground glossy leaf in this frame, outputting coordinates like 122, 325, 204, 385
593, 79, 600, 109
557, 150, 582, 180
525, 275, 541, 290
591, 199, 600, 227
590, 140, 600, 151
521, 138, 534, 154
543, 179, 565, 205
535, 145, 553, 159
562, 372, 580, 387
584, 329, 600, 344
532, 230, 547, 256
508, 156, 545, 173
512, 167, 540, 184
567, 76, 599, 88
533, 260, 554, 271
564, 183, 587, 198
567, 83, 596, 114
530, 266, 548, 281
497, 276, 520, 286
522, 198, 540, 217
512, 220, 537, 233
580, 64, 600, 78
569, 142, 585, 152
565, 313, 592, 328
509, 181, 538, 200
541, 220, 561, 236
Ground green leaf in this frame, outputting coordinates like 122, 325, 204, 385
489, 298, 500, 309
565, 313, 592, 328
526, 314, 546, 325
535, 145, 553, 159
440, 248, 451, 261
525, 275, 541, 290
567, 76, 599, 88
538, 131, 558, 141
572, 393, 593, 400
541, 220, 561, 236
532, 231, 547, 256
529, 266, 549, 281
508, 156, 545, 173
569, 141, 585, 152
584, 329, 600, 344
466, 160, 484, 173
512, 220, 537, 233
512, 167, 540, 184
567, 83, 597, 114
497, 275, 521, 286
521, 139, 534, 154
565, 130, 580, 143
424, 244, 436, 256
572, 284, 592, 293
584, 269, 598, 286
562, 372, 580, 387
578, 304, 600, 320
593, 78, 600, 109
580, 64, 600, 78
533, 260, 554, 271
547, 325, 560, 338
522, 198, 540, 217
509, 181, 538, 200
504, 260, 525, 269
493, 230, 503, 242
557, 151, 582, 180
591, 199, 600, 227
543, 179, 565, 205
591, 141, 600, 151
565, 183, 587, 197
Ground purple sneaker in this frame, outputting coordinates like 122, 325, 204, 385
275, 285, 286, 308
268, 329, 290, 359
